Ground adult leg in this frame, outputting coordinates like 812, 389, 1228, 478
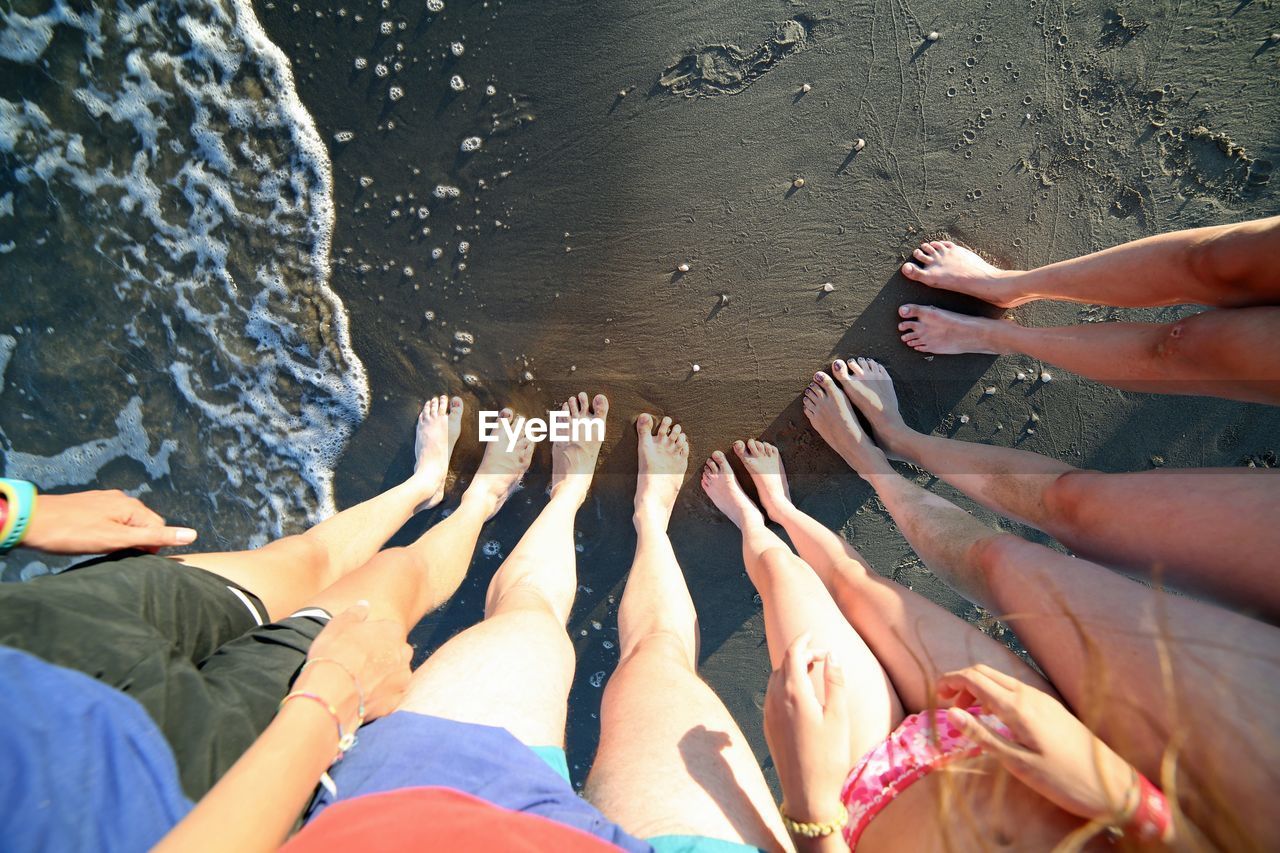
895, 304, 1280, 405
393, 393, 607, 747
301, 408, 534, 627
181, 396, 464, 619
586, 416, 790, 850
831, 356, 1280, 617
733, 437, 1054, 711
803, 373, 1280, 847
899, 215, 1280, 308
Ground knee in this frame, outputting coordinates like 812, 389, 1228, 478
1144, 316, 1211, 376
746, 546, 803, 590
1185, 225, 1265, 302
967, 533, 1033, 592
264, 533, 335, 586
619, 630, 697, 674
1042, 469, 1097, 534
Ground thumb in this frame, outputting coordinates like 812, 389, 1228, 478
822, 652, 848, 723
119, 524, 198, 549
947, 707, 1017, 759
329, 599, 372, 628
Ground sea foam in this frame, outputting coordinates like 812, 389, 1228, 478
0, 0, 368, 551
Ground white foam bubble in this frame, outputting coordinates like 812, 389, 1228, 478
0, 0, 370, 542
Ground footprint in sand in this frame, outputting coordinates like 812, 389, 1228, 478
657, 16, 825, 98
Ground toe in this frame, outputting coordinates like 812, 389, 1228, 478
500, 406, 514, 420
578, 392, 590, 415
592, 394, 608, 418
845, 358, 863, 376
832, 359, 848, 377
658, 416, 672, 437
942, 240, 955, 248
804, 385, 822, 403
747, 439, 761, 455
899, 303, 921, 319
913, 248, 931, 264
816, 372, 837, 394
929, 240, 946, 252
450, 395, 464, 413
919, 242, 936, 255
763, 442, 777, 455
902, 332, 920, 344
902, 262, 922, 280
637, 413, 653, 435
565, 395, 577, 416
676, 434, 689, 453
733, 439, 747, 457
669, 424, 682, 442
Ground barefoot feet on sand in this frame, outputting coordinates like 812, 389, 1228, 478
733, 440, 792, 520
701, 451, 765, 530
550, 392, 609, 501
901, 240, 1023, 307
802, 372, 892, 479
830, 358, 913, 460
897, 304, 1010, 355
466, 407, 535, 519
635, 414, 690, 527
413, 395, 464, 511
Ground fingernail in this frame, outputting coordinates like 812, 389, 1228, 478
175, 528, 197, 545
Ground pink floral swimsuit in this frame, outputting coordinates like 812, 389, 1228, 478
839, 706, 1012, 849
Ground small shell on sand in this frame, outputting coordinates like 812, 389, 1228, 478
720, 293, 729, 304
460, 136, 482, 152
792, 177, 806, 188
1040, 370, 1053, 382
449, 74, 465, 91
427, 0, 444, 11
1015, 371, 1027, 381
983, 386, 996, 396
450, 41, 465, 56
485, 84, 497, 96
927, 31, 940, 41
1029, 412, 1041, 423
692, 364, 701, 372
618, 88, 628, 97
821, 282, 835, 292
801, 83, 812, 93
431, 247, 443, 259
853, 138, 866, 151
959, 414, 970, 423
677, 262, 691, 273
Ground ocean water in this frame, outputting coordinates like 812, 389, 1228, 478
0, 0, 366, 572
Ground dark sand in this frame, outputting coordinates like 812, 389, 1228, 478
255, 0, 1280, 789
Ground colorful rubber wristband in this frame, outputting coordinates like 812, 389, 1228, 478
0, 478, 37, 552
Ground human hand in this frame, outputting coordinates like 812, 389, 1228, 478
21, 490, 197, 554
298, 601, 413, 727
936, 665, 1137, 825
763, 633, 851, 824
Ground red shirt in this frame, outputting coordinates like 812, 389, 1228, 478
281, 787, 625, 852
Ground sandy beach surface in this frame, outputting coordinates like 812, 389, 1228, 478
243, 0, 1280, 788
3, 0, 1278, 794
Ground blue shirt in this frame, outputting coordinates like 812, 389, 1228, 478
0, 646, 192, 852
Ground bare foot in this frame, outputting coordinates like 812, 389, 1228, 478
802, 372, 892, 480
897, 304, 1009, 355
733, 439, 792, 520
700, 451, 765, 530
830, 358, 913, 460
550, 392, 608, 501
413, 395, 465, 511
900, 240, 1023, 307
635, 414, 690, 527
466, 407, 535, 519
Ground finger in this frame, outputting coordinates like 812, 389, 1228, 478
124, 501, 167, 528
327, 599, 372, 629
821, 652, 848, 723
938, 669, 1017, 720
116, 524, 199, 549
946, 707, 1021, 760
972, 663, 1022, 691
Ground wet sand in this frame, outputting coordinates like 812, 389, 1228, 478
255, 0, 1280, 788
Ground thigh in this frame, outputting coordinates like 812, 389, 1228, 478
976, 534, 1280, 844
1044, 467, 1280, 619
395, 592, 575, 747
179, 533, 333, 622
753, 549, 904, 762
586, 637, 789, 851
